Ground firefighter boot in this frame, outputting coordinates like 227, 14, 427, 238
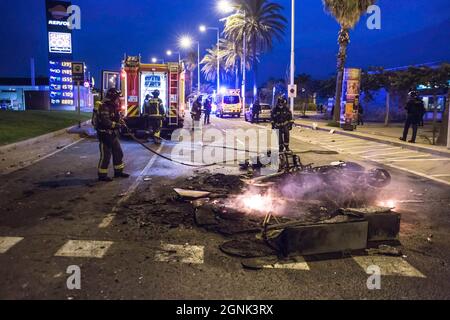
114, 169, 130, 178
98, 175, 113, 182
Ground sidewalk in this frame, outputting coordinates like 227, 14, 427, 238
0, 121, 92, 176
294, 116, 450, 158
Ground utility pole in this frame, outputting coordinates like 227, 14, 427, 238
290, 0, 295, 114
197, 42, 201, 95
242, 10, 247, 115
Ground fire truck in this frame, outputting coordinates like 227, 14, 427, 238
120, 56, 186, 134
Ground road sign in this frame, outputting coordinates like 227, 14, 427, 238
288, 84, 297, 98
72, 62, 85, 82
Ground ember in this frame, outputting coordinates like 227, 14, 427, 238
234, 189, 285, 216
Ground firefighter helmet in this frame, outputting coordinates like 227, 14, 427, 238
152, 90, 160, 97
408, 90, 419, 98
106, 88, 122, 100
277, 95, 288, 106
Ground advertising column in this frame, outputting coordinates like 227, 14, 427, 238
341, 68, 361, 131
46, 0, 74, 110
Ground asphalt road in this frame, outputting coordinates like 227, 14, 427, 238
0, 115, 449, 300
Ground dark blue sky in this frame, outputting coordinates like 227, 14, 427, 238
0, 0, 449, 85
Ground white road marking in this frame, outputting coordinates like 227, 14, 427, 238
431, 174, 450, 178
55, 240, 113, 258
386, 164, 450, 187
263, 257, 310, 271
356, 147, 400, 155
154, 243, 204, 265
386, 158, 450, 163
354, 148, 401, 155
98, 143, 164, 229
0, 237, 24, 254
382, 155, 432, 161
365, 150, 416, 158
353, 256, 426, 278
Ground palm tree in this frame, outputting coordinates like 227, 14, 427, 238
223, 0, 287, 100
220, 38, 254, 89
200, 46, 230, 83
322, 0, 376, 123
184, 51, 198, 95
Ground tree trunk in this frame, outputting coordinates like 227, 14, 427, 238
437, 89, 450, 146
252, 39, 258, 102
333, 28, 349, 124
190, 71, 194, 96
235, 62, 240, 90
384, 91, 390, 126
432, 93, 438, 145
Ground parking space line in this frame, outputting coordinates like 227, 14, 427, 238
55, 240, 114, 258
365, 150, 415, 158
263, 257, 310, 271
387, 158, 450, 163
0, 237, 24, 254
154, 243, 204, 265
353, 256, 426, 278
382, 155, 432, 161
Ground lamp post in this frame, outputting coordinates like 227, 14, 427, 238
180, 36, 201, 95
217, 0, 246, 115
166, 50, 181, 63
289, 0, 296, 115
199, 25, 221, 97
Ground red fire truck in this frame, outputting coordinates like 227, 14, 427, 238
120, 56, 186, 134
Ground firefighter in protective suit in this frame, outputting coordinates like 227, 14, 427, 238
271, 95, 294, 152
146, 90, 165, 144
97, 88, 130, 182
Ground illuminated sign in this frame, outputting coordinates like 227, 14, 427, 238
49, 60, 74, 107
48, 32, 72, 54
46, 1, 73, 109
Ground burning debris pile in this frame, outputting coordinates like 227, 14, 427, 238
120, 162, 399, 261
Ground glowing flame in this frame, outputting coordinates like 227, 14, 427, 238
378, 199, 397, 208
242, 194, 275, 213
234, 189, 285, 215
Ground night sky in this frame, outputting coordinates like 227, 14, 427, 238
0, 0, 449, 86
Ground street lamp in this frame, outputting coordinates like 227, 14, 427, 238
180, 36, 201, 95
217, 0, 246, 115
151, 57, 164, 64
289, 0, 296, 115
199, 24, 221, 97
166, 50, 181, 63
217, 0, 234, 14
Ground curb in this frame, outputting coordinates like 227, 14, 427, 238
295, 122, 450, 158
0, 120, 91, 153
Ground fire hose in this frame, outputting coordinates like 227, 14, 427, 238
121, 123, 340, 168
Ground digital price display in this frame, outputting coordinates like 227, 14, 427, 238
49, 60, 74, 108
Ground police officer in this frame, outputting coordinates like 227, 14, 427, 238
191, 96, 203, 130
252, 99, 261, 124
97, 88, 130, 182
203, 97, 212, 125
148, 90, 165, 144
400, 91, 425, 144
271, 95, 294, 152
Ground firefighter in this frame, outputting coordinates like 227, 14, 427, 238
271, 95, 294, 152
147, 90, 165, 144
191, 96, 203, 130
97, 88, 130, 182
400, 91, 425, 143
